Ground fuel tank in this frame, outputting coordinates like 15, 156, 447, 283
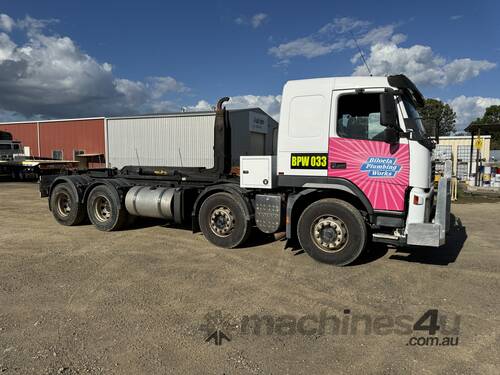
125, 186, 176, 219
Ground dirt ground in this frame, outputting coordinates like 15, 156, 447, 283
0, 182, 499, 374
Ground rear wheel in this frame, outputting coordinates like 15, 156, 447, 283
87, 185, 129, 231
297, 198, 367, 266
199, 192, 251, 248
50, 182, 87, 226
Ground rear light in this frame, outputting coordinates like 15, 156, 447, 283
413, 195, 423, 205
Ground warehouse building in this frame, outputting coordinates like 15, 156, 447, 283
0, 108, 278, 169
0, 118, 105, 163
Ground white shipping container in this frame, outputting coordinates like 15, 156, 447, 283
105, 109, 278, 169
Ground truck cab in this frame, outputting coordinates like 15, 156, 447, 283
0, 140, 23, 160
273, 75, 449, 247
242, 74, 450, 263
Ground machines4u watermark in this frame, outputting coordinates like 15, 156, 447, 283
200, 309, 460, 347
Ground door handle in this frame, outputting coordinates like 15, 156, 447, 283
330, 162, 346, 169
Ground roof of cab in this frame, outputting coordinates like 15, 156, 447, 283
284, 76, 391, 90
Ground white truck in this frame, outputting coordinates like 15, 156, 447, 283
40, 74, 451, 266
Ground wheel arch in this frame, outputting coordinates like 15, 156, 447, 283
286, 187, 373, 240
82, 178, 131, 209
48, 175, 92, 210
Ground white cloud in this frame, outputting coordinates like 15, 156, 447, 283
319, 17, 370, 34
149, 76, 189, 99
0, 32, 16, 60
187, 100, 213, 112
0, 14, 15, 32
234, 13, 269, 28
188, 95, 282, 120
0, 13, 280, 122
450, 15, 463, 21
269, 37, 344, 59
268, 17, 367, 60
269, 17, 495, 88
251, 13, 268, 28
0, 14, 189, 119
352, 42, 496, 87
17, 15, 58, 33
448, 95, 500, 131
351, 25, 405, 46
228, 95, 281, 119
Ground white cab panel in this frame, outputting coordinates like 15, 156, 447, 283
277, 78, 333, 176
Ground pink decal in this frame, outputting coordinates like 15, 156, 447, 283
328, 138, 409, 211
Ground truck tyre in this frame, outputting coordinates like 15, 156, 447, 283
50, 182, 87, 226
199, 192, 251, 248
297, 198, 367, 266
86, 185, 128, 231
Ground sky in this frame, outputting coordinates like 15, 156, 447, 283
0, 0, 499, 131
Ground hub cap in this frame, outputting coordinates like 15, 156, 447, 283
311, 216, 348, 253
209, 206, 234, 237
56, 192, 71, 217
93, 196, 112, 222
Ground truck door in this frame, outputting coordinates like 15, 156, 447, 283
276, 79, 332, 176
328, 90, 409, 212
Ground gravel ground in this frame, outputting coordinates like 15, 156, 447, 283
0, 182, 499, 374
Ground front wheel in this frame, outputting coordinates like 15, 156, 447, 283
297, 198, 367, 266
199, 192, 251, 248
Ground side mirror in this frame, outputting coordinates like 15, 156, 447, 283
380, 92, 399, 128
384, 127, 399, 144
422, 117, 439, 143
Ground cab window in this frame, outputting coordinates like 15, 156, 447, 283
336, 93, 387, 141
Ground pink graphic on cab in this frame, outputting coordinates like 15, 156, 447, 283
328, 138, 409, 211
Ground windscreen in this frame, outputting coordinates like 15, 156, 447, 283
402, 95, 427, 138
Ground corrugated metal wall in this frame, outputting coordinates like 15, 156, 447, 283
0, 119, 104, 160
39, 119, 104, 160
106, 114, 216, 169
0, 122, 39, 156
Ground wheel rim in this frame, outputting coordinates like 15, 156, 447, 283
92, 196, 112, 222
311, 215, 348, 253
209, 206, 234, 237
56, 192, 72, 217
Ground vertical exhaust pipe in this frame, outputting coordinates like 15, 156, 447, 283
210, 97, 231, 176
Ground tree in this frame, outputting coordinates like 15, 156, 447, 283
471, 105, 500, 124
471, 105, 500, 149
418, 98, 457, 136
